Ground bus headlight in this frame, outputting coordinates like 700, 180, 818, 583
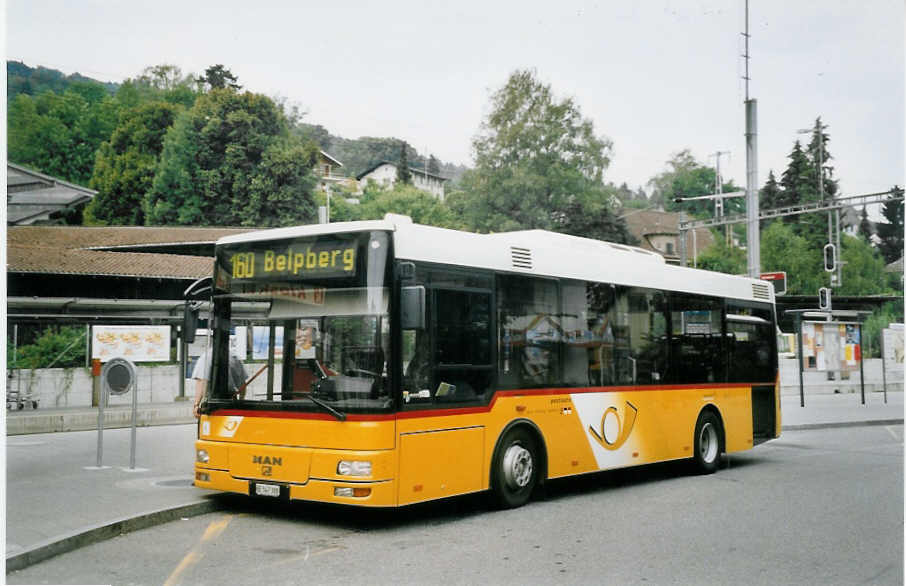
337, 460, 372, 476
196, 449, 210, 464
334, 486, 372, 497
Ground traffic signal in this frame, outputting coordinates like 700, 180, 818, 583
818, 287, 832, 311
823, 243, 836, 272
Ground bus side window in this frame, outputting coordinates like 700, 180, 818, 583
432, 289, 493, 403
498, 275, 560, 389
403, 283, 494, 407
626, 288, 668, 384
669, 293, 724, 384
726, 303, 776, 384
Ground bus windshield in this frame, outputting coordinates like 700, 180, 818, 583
203, 230, 393, 415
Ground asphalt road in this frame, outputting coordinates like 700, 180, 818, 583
8, 425, 903, 585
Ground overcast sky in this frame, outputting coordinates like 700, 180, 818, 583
6, 0, 904, 216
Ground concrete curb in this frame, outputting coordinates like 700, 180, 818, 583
5, 498, 224, 574
782, 418, 904, 431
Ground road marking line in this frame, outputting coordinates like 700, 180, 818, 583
164, 515, 234, 585
202, 515, 234, 541
163, 551, 202, 586
884, 426, 902, 442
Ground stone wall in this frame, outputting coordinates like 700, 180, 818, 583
6, 363, 282, 409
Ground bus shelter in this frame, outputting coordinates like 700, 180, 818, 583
785, 309, 872, 407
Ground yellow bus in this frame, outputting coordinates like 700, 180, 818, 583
194, 214, 780, 508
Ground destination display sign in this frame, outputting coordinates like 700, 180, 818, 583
226, 239, 358, 282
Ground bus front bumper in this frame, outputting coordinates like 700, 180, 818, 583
194, 466, 398, 506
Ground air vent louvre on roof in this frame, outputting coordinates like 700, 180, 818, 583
511, 247, 533, 270
752, 283, 771, 300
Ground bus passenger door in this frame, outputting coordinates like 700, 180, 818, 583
397, 281, 495, 504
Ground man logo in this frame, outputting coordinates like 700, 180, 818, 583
589, 402, 638, 451
253, 455, 282, 477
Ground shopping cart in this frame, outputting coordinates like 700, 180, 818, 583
6, 371, 38, 410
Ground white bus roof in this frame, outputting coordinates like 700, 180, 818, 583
216, 214, 774, 305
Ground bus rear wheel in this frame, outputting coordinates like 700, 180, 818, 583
492, 427, 538, 509
693, 410, 723, 474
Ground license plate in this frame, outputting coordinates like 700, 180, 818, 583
254, 483, 281, 497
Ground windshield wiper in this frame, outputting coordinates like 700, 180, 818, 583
300, 393, 346, 421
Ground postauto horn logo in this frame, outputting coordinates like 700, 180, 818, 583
588, 401, 638, 451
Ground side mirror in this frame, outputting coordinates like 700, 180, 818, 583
401, 286, 426, 330
184, 303, 200, 344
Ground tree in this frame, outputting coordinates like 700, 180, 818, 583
857, 205, 873, 242
427, 155, 441, 176
647, 150, 740, 217
779, 120, 839, 246
759, 221, 824, 295
759, 170, 782, 214
876, 190, 904, 264
358, 183, 462, 229
459, 69, 619, 235
195, 64, 241, 91
117, 64, 198, 108
7, 61, 119, 102
804, 117, 839, 202
696, 239, 747, 275
86, 101, 181, 225
863, 301, 904, 358
779, 141, 811, 208
138, 64, 186, 91
837, 233, 899, 296
397, 142, 412, 184
144, 88, 318, 227
245, 139, 320, 226
7, 84, 120, 186
9, 326, 86, 369
554, 194, 637, 245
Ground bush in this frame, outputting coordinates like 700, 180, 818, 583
9, 326, 87, 369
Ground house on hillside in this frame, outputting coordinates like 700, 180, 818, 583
7, 162, 96, 225
356, 161, 448, 200
315, 151, 355, 191
620, 209, 715, 265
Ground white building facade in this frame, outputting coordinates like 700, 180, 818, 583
357, 162, 448, 200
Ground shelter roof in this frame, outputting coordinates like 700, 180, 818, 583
7, 162, 97, 225
8, 225, 256, 279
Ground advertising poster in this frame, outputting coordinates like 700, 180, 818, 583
295, 320, 319, 359
802, 322, 863, 373
253, 326, 284, 360
92, 325, 170, 362
883, 324, 904, 375
801, 322, 816, 369
843, 325, 861, 368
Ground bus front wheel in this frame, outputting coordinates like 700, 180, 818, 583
492, 427, 538, 509
693, 410, 723, 474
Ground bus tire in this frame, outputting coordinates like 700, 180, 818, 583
693, 410, 723, 474
492, 426, 538, 509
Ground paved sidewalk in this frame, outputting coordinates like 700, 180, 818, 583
4, 392, 904, 572
5, 423, 217, 571
781, 391, 904, 429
